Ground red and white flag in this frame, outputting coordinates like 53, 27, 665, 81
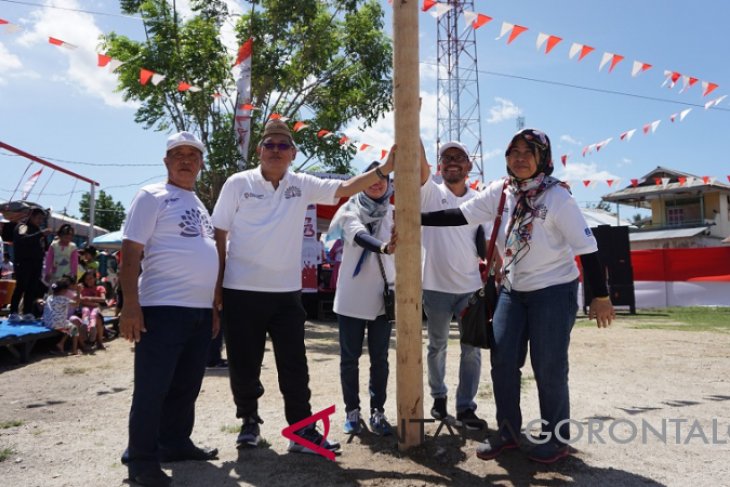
234, 38, 254, 169
21, 169, 42, 200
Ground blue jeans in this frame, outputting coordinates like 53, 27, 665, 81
126, 306, 212, 477
490, 279, 578, 445
423, 289, 482, 413
338, 314, 393, 413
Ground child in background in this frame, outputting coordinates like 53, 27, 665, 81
77, 246, 99, 282
77, 270, 106, 350
43, 277, 85, 355
44, 224, 78, 285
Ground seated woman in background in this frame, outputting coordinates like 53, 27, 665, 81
43, 277, 85, 355
77, 270, 107, 350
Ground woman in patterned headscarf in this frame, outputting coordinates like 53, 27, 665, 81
422, 128, 615, 464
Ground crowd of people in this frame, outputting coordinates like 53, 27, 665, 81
112, 123, 614, 487
1, 213, 119, 355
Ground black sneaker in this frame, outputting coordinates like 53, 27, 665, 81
455, 408, 487, 431
430, 397, 448, 420
236, 415, 263, 449
476, 436, 519, 460
287, 425, 341, 455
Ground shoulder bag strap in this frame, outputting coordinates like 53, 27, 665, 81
484, 179, 509, 276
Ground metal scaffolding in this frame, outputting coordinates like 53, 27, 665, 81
436, 1, 485, 181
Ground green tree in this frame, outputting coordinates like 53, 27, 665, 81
102, 0, 392, 208
78, 190, 126, 232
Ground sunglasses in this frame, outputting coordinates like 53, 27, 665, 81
262, 142, 293, 151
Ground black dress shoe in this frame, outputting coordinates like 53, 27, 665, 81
132, 469, 171, 487
159, 445, 218, 463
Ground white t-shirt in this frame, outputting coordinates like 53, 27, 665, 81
123, 182, 218, 308
333, 207, 395, 320
421, 177, 483, 294
212, 167, 340, 292
460, 179, 598, 292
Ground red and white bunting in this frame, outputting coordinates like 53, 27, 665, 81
568, 42, 594, 61
233, 38, 253, 67
380, 149, 389, 160
428, 3, 453, 19
293, 121, 309, 132
599, 52, 624, 73
497, 22, 528, 44
151, 73, 166, 86
177, 81, 191, 91
421, 0, 437, 12
642, 120, 661, 134
3, 22, 22, 34
338, 136, 350, 145
139, 68, 154, 85
620, 129, 637, 141
48, 37, 77, 50
679, 75, 699, 94
631, 60, 652, 77
536, 33, 562, 54
662, 70, 682, 88
97, 54, 112, 67
317, 129, 331, 138
704, 94, 727, 110
359, 144, 371, 152
20, 169, 42, 200
561, 154, 567, 166
702, 81, 719, 97
463, 11, 492, 30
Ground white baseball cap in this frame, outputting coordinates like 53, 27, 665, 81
166, 131, 205, 153
438, 141, 469, 157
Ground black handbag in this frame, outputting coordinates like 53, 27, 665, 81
376, 252, 395, 322
460, 180, 508, 349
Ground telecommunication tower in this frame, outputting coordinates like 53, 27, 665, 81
436, 1, 485, 180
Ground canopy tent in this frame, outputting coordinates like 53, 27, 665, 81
92, 230, 122, 251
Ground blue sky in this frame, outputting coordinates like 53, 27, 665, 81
1, 0, 728, 224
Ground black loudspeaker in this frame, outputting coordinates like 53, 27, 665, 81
584, 225, 636, 314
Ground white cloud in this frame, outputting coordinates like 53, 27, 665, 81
16, 0, 130, 108
555, 161, 618, 182
486, 97, 521, 124
482, 148, 502, 161
0, 42, 23, 85
617, 157, 632, 167
560, 134, 582, 146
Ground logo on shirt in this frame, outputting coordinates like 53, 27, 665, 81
164, 197, 180, 205
244, 192, 264, 199
584, 227, 593, 237
178, 208, 214, 238
284, 185, 303, 199
441, 198, 448, 205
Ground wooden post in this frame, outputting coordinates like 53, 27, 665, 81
392, 0, 423, 450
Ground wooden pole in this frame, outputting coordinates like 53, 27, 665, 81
392, 0, 423, 450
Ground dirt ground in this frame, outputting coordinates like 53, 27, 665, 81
1, 314, 729, 487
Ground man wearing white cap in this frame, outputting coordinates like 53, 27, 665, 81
419, 140, 489, 431
119, 131, 219, 487
212, 119, 396, 456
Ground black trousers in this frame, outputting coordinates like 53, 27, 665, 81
10, 260, 43, 315
222, 289, 312, 425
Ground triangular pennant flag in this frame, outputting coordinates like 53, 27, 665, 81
20, 169, 42, 200
643, 123, 652, 135
596, 138, 613, 151
108, 59, 124, 71
188, 86, 201, 93
359, 143, 371, 151
583, 180, 591, 187
687, 176, 696, 186
269, 113, 282, 120
233, 38, 253, 66
702, 81, 719, 97
581, 146, 589, 157
317, 129, 331, 138
139, 68, 154, 85
631, 60, 652, 77
97, 54, 112, 67
599, 52, 624, 72
472, 13, 492, 30
293, 121, 308, 132
177, 81, 191, 91
661, 177, 670, 187
678, 75, 698, 94
631, 179, 639, 187
381, 149, 388, 160
670, 112, 678, 122
0, 18, 8, 24
679, 108, 692, 121
536, 33, 562, 54
422, 0, 437, 12
150, 73, 166, 85
654, 178, 662, 186
620, 129, 637, 141
429, 3, 453, 18
241, 103, 256, 111
561, 154, 567, 166
607, 179, 614, 187
507, 24, 528, 44
650, 120, 661, 133
569, 42, 594, 61
338, 136, 349, 145
727, 176, 730, 183
536, 33, 548, 50
48, 37, 77, 50
702, 176, 710, 184
469, 179, 480, 190
678, 177, 687, 186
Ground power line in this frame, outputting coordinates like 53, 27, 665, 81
0, 151, 158, 167
0, 0, 142, 20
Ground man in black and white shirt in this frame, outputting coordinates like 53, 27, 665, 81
212, 119, 396, 456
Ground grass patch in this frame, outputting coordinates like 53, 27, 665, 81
63, 367, 88, 376
0, 420, 23, 429
0, 448, 14, 462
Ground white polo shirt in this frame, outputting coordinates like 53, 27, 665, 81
421, 177, 483, 294
123, 182, 218, 308
460, 179, 598, 292
333, 207, 395, 320
212, 166, 340, 292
